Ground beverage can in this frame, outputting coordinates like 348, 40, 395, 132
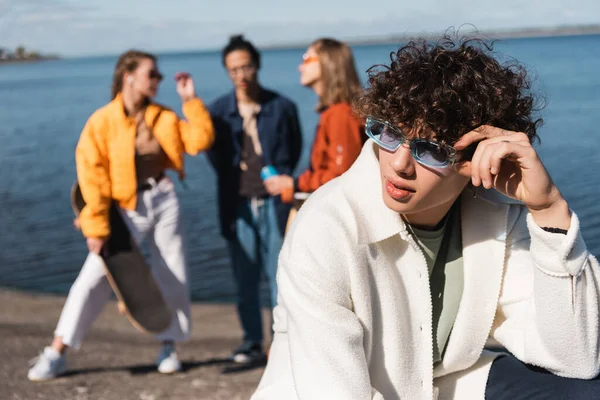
260, 165, 278, 180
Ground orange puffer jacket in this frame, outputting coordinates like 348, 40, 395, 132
75, 93, 214, 239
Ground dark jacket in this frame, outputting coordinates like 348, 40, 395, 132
208, 88, 302, 239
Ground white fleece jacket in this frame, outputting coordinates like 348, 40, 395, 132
252, 140, 600, 400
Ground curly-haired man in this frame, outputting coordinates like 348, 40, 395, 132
251, 34, 600, 400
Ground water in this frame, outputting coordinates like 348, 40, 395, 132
1, 35, 599, 302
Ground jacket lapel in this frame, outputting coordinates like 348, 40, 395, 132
434, 190, 509, 375
256, 91, 275, 166
342, 140, 406, 244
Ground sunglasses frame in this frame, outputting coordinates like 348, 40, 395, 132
227, 64, 257, 77
365, 116, 459, 168
301, 53, 319, 65
148, 70, 164, 81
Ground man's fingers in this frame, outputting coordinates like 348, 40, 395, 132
473, 141, 531, 188
263, 178, 282, 195
454, 125, 519, 149
477, 143, 497, 188
174, 72, 191, 81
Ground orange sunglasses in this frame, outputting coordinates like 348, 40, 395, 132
302, 53, 319, 64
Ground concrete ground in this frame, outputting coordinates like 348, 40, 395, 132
0, 289, 269, 400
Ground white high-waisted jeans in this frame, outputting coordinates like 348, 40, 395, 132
55, 176, 191, 349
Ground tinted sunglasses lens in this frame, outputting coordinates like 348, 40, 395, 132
302, 54, 318, 64
412, 140, 451, 167
150, 71, 163, 81
368, 119, 402, 150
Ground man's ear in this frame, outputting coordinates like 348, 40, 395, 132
454, 160, 472, 178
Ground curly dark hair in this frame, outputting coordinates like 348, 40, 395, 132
353, 34, 543, 147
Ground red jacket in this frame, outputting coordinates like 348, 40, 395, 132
296, 102, 365, 193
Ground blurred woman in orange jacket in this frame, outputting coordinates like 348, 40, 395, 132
27, 50, 214, 381
265, 38, 365, 205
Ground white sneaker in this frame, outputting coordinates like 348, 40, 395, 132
156, 343, 181, 374
27, 347, 68, 381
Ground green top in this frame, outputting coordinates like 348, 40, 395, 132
410, 205, 464, 365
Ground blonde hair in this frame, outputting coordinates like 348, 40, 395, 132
310, 38, 362, 110
111, 50, 157, 99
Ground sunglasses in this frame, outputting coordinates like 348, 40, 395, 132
227, 64, 256, 77
149, 70, 163, 81
365, 117, 460, 168
302, 53, 319, 64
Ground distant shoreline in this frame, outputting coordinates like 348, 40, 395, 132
261, 25, 600, 50
8, 24, 599, 60
154, 27, 600, 58
0, 56, 60, 65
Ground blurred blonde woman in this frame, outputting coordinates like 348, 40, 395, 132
266, 38, 365, 209
27, 50, 214, 381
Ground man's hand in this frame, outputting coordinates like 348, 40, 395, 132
264, 175, 294, 196
455, 125, 571, 230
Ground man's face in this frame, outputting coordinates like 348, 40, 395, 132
376, 125, 471, 227
224, 50, 258, 91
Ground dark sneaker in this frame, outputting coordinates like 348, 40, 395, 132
232, 341, 265, 364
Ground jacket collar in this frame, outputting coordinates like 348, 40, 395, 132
342, 141, 407, 244
110, 93, 163, 128
342, 140, 519, 245
224, 87, 274, 117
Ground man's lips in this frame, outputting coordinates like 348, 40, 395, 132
385, 179, 415, 200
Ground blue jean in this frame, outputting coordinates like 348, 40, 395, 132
229, 197, 283, 343
485, 354, 600, 399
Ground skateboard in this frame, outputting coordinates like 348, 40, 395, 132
70, 182, 172, 334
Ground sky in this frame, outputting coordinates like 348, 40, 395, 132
1, 0, 599, 57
